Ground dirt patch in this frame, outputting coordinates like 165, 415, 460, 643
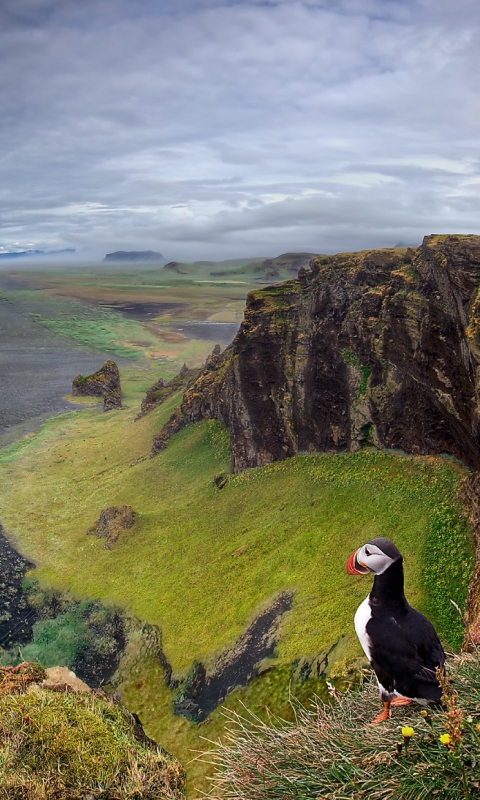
157, 332, 185, 343
86, 505, 136, 549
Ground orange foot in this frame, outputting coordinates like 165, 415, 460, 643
371, 702, 391, 724
390, 697, 412, 708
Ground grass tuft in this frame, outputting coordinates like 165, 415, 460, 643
0, 666, 185, 800
206, 652, 480, 800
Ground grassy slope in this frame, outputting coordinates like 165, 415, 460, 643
0, 368, 474, 794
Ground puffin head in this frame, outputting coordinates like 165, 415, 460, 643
346, 537, 402, 576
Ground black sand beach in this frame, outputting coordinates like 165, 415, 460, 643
0, 294, 131, 445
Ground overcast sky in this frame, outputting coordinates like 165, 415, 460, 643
1, 0, 479, 261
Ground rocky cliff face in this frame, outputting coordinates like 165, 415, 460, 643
152, 234, 480, 473
458, 472, 480, 649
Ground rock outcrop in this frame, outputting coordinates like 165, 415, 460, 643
72, 360, 122, 411
151, 235, 480, 473
252, 251, 319, 280
173, 592, 294, 722
163, 261, 188, 274
87, 505, 136, 549
137, 363, 200, 419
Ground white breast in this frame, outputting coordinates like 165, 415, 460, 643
354, 595, 373, 662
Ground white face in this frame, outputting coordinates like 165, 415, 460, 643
356, 543, 396, 575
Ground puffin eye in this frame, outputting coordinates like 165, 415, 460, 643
365, 547, 371, 556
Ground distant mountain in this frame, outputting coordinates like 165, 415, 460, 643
0, 249, 75, 260
208, 253, 318, 279
103, 251, 165, 263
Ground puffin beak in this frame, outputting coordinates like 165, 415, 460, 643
346, 549, 370, 575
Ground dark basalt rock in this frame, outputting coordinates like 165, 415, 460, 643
0, 524, 37, 649
458, 472, 480, 650
148, 348, 223, 454
173, 592, 293, 721
151, 235, 480, 473
140, 347, 223, 423
72, 360, 122, 411
163, 261, 188, 274
137, 363, 199, 419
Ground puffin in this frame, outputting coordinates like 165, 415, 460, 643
347, 537, 445, 723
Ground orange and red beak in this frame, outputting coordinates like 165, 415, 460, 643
346, 549, 370, 575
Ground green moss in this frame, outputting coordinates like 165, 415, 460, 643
342, 351, 371, 395
1, 598, 122, 675
342, 348, 359, 367
0, 686, 185, 799
359, 363, 371, 395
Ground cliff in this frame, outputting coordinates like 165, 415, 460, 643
152, 234, 480, 473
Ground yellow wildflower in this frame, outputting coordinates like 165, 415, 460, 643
439, 733, 451, 745
477, 723, 480, 733
401, 726, 414, 738
420, 710, 428, 718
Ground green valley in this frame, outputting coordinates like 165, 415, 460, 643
0, 365, 473, 793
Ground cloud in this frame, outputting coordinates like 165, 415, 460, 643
1, 0, 480, 260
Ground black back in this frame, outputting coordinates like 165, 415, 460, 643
366, 559, 445, 701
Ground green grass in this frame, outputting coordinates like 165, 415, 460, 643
0, 368, 474, 795
31, 299, 218, 365
36, 309, 144, 358
0, 408, 471, 670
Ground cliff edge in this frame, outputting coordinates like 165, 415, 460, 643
152, 234, 480, 473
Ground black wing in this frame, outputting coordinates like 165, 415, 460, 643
367, 607, 445, 700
